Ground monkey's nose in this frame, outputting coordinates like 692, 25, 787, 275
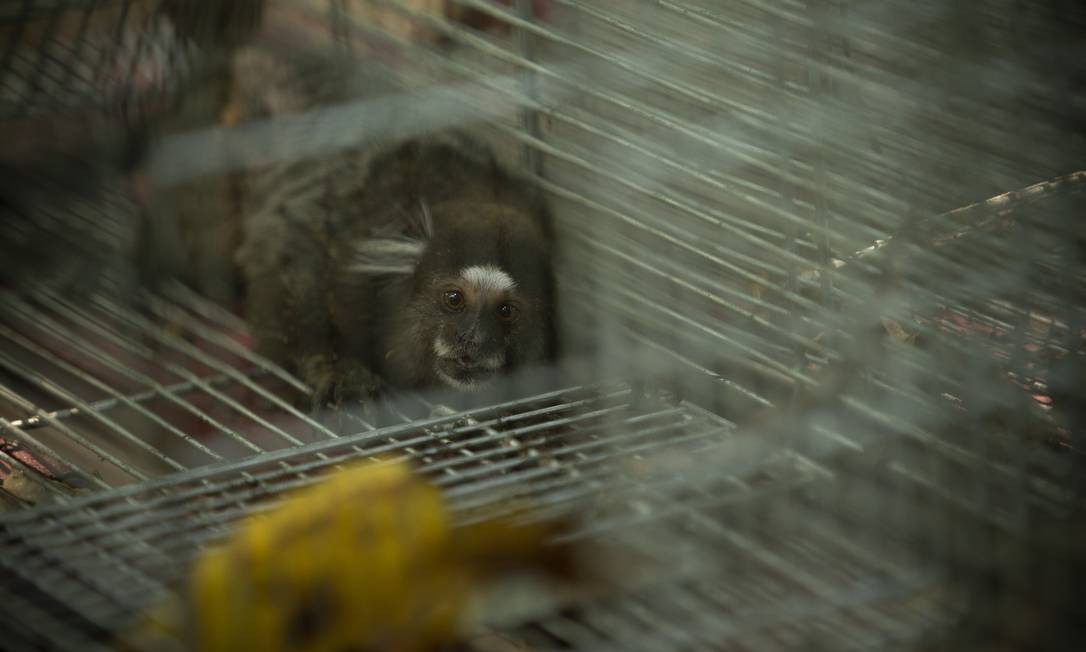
456, 354, 476, 367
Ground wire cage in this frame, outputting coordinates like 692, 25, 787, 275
2, 0, 1085, 650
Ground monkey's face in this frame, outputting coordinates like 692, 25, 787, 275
428, 264, 522, 389
399, 204, 554, 391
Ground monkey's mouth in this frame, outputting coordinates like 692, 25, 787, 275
434, 358, 499, 391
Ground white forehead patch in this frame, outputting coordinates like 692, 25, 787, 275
460, 265, 516, 293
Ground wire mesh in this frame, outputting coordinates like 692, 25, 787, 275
0, 279, 475, 500
2, 0, 1085, 650
0, 0, 249, 120
0, 384, 747, 642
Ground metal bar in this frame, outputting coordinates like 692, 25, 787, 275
40, 292, 305, 448
137, 293, 346, 439
2, 390, 640, 547
0, 384, 629, 526
0, 392, 651, 552
64, 410, 728, 549
159, 280, 248, 332
616, 324, 775, 408
0, 417, 740, 588
415, 0, 1054, 218
562, 285, 799, 393
0, 576, 115, 652
589, 276, 817, 386
157, 282, 310, 390
635, 484, 908, 638
0, 412, 712, 582
4, 294, 267, 456
0, 385, 145, 484
4, 370, 262, 436
442, 426, 747, 515
491, 121, 822, 279
552, 0, 776, 87
0, 531, 168, 626
513, 0, 544, 176
0, 349, 189, 473
577, 234, 830, 356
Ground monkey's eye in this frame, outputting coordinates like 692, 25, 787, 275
442, 290, 466, 311
496, 303, 518, 322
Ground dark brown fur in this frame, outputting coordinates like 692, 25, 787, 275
235, 136, 557, 407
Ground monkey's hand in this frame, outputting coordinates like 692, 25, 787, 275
300, 354, 387, 411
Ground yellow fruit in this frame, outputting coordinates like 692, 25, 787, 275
123, 459, 576, 652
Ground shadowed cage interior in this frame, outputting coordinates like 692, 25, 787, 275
1, 1, 1084, 651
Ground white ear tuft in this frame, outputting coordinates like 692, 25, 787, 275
348, 238, 425, 275
348, 202, 436, 276
418, 199, 435, 239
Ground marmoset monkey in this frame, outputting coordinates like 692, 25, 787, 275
143, 43, 558, 409
236, 134, 557, 407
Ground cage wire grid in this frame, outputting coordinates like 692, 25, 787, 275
2, 0, 1086, 650
0, 0, 256, 120
0, 384, 964, 652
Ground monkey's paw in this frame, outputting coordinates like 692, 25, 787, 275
300, 355, 387, 412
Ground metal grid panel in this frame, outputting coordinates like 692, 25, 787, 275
0, 282, 405, 501
0, 383, 758, 644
